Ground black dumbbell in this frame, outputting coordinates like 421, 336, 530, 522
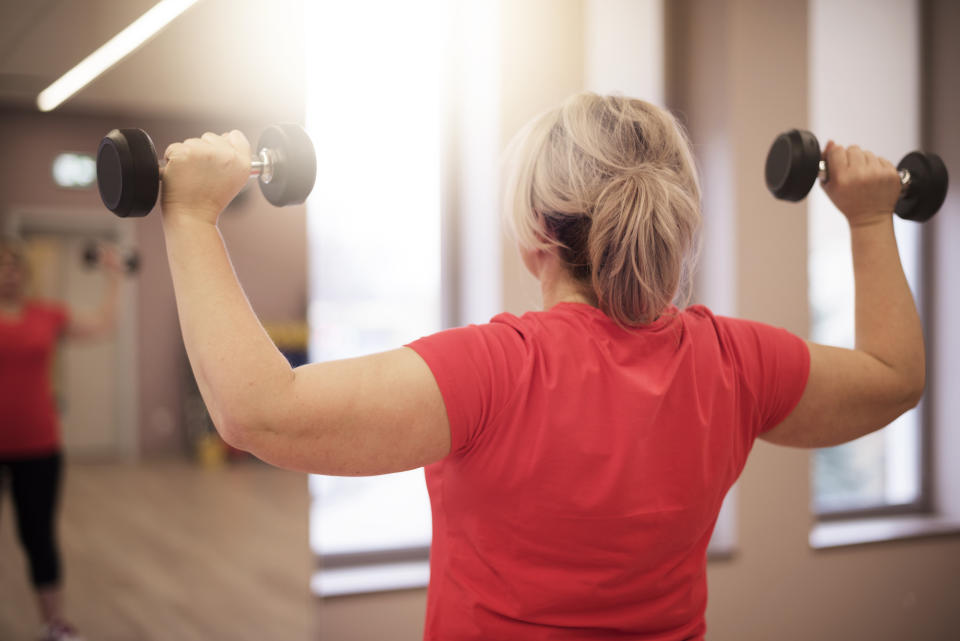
81, 242, 141, 275
765, 129, 949, 222
96, 124, 317, 218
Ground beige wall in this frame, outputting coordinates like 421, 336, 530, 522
0, 108, 307, 456
499, 0, 586, 316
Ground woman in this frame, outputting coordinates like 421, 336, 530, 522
0, 240, 122, 641
159, 93, 923, 640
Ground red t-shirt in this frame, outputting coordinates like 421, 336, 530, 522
0, 301, 70, 456
407, 303, 809, 641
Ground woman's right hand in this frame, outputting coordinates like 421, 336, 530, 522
821, 140, 902, 228
161, 131, 251, 227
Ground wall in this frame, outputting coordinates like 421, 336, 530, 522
0, 107, 307, 456
584, 0, 664, 106
498, 0, 586, 316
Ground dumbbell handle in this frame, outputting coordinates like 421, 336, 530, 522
817, 159, 911, 190
158, 148, 278, 184
250, 148, 276, 183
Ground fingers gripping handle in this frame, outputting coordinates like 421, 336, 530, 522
158, 147, 275, 181
817, 159, 911, 190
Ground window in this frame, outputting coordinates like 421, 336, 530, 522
305, 0, 446, 596
808, 0, 926, 517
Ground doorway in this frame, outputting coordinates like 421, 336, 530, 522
5, 210, 139, 461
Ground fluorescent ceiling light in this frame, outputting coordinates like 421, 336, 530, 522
37, 0, 200, 112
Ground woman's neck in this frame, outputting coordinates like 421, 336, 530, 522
539, 266, 597, 310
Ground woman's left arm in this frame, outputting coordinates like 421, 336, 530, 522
66, 246, 122, 340
161, 131, 450, 475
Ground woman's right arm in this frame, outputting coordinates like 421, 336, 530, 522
761, 142, 925, 448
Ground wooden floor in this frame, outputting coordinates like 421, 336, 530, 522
0, 459, 317, 641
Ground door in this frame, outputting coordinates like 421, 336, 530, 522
11, 211, 139, 461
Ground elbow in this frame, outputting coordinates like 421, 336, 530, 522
209, 406, 257, 453
203, 371, 296, 458
216, 420, 251, 452
909, 348, 928, 407
211, 401, 281, 456
905, 373, 926, 409
894, 368, 926, 414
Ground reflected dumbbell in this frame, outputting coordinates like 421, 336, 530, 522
96, 124, 317, 218
765, 129, 949, 222
81, 242, 141, 275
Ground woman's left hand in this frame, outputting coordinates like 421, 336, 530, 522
98, 245, 124, 278
161, 130, 251, 226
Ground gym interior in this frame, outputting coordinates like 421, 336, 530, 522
1, 1, 958, 640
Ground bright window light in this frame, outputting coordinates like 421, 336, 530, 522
809, 0, 923, 515
36, 0, 200, 112
305, 0, 445, 593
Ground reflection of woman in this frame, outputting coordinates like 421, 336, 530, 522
0, 240, 120, 641
160, 94, 923, 639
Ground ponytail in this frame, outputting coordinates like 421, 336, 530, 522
588, 166, 700, 324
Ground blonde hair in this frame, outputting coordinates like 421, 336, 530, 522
503, 93, 702, 326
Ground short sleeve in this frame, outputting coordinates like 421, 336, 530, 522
32, 300, 70, 336
406, 319, 527, 456
50, 303, 70, 335
716, 316, 811, 437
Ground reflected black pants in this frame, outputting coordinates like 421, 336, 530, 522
0, 451, 62, 588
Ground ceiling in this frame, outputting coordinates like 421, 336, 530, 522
0, 0, 305, 123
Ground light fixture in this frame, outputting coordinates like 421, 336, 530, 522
36, 0, 201, 112
52, 152, 97, 188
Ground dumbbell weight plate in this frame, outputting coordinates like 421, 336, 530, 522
895, 152, 949, 223
765, 129, 822, 202
256, 124, 317, 207
124, 250, 141, 274
80, 241, 140, 275
82, 242, 100, 269
97, 129, 160, 218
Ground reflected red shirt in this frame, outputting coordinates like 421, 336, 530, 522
0, 301, 69, 456
408, 303, 809, 641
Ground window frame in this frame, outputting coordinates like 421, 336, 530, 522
813, 392, 933, 522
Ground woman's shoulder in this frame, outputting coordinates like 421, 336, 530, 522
681, 306, 807, 372
677, 304, 762, 335
409, 314, 530, 362
680, 303, 713, 318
